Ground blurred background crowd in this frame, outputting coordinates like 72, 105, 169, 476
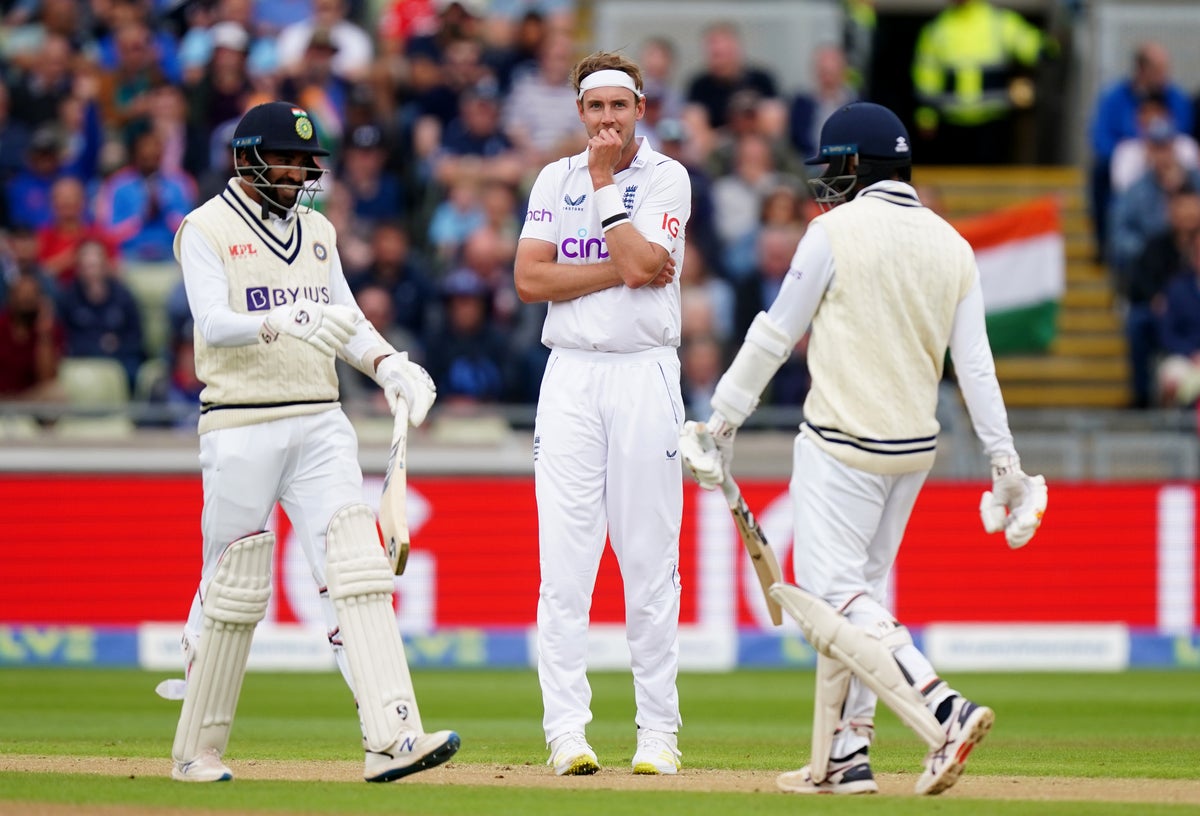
3, 0, 1200, 431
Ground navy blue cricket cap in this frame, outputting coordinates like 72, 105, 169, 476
805, 102, 911, 165
231, 101, 330, 157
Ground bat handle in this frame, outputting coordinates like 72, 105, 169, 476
719, 475, 742, 509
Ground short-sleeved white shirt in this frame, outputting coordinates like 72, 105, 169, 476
519, 136, 691, 353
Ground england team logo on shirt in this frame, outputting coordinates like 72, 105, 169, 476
622, 185, 637, 213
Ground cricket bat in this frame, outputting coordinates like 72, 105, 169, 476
379, 400, 410, 575
720, 476, 784, 626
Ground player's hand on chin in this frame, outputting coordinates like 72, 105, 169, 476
588, 128, 622, 173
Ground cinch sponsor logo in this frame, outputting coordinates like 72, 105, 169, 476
526, 208, 553, 222
561, 236, 608, 260
245, 286, 331, 311
229, 243, 257, 257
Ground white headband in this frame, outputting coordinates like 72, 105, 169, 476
577, 69, 643, 101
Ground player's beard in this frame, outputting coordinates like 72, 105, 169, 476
262, 176, 303, 214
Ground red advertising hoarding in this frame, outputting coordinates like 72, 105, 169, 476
1, 476, 1195, 632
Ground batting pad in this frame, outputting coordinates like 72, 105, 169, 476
769, 583, 945, 749
172, 531, 274, 765
325, 503, 423, 751
810, 653, 852, 783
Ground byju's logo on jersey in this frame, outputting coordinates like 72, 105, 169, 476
246, 287, 271, 311
563, 192, 587, 211
245, 285, 331, 311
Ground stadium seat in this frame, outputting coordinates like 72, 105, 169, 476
124, 261, 183, 361
134, 357, 169, 403
55, 357, 135, 438
0, 413, 41, 439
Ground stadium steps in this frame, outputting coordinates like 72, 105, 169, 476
922, 166, 1130, 409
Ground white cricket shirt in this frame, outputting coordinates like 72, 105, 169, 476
519, 137, 691, 353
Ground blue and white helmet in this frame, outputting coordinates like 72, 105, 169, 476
805, 102, 912, 207
231, 101, 329, 209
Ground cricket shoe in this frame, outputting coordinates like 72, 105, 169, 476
364, 730, 460, 782
631, 729, 681, 775
776, 751, 877, 795
547, 732, 600, 776
915, 696, 994, 795
171, 748, 233, 782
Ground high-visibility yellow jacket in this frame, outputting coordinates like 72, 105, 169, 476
911, 0, 1046, 130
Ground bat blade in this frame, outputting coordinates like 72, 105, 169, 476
721, 477, 784, 626
379, 402, 410, 575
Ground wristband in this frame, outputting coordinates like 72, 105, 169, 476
594, 184, 629, 233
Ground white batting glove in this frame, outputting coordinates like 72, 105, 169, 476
259, 299, 357, 356
680, 420, 722, 489
679, 412, 737, 490
980, 454, 1048, 549
377, 352, 436, 426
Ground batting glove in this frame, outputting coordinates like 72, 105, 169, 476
260, 299, 357, 356
679, 411, 737, 490
980, 454, 1047, 549
377, 352, 437, 426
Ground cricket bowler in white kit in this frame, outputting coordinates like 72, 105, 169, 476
681, 103, 1047, 795
514, 52, 691, 776
163, 101, 459, 783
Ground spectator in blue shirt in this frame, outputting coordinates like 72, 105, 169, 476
4, 127, 72, 231
94, 128, 196, 262
1088, 42, 1193, 262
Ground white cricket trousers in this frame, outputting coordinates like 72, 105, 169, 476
534, 347, 684, 743
184, 409, 364, 676
791, 433, 944, 755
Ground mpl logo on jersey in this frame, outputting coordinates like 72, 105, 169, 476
245, 285, 331, 311
229, 243, 258, 258
561, 229, 609, 260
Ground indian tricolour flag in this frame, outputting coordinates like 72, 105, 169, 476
952, 197, 1065, 355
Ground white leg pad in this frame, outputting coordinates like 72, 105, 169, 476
770, 584, 944, 748
325, 503, 423, 752
172, 531, 274, 766
809, 653, 852, 783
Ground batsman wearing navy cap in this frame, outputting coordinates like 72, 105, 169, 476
681, 102, 1048, 795
164, 101, 456, 783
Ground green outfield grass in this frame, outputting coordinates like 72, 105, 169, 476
2, 667, 1199, 814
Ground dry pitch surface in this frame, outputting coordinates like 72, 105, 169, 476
3, 755, 1200, 813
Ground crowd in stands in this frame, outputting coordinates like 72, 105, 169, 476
3, 0, 1200, 424
1088, 40, 1200, 410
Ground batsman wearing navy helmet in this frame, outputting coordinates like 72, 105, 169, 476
680, 102, 1047, 795
163, 101, 458, 783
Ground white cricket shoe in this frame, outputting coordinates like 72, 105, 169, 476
777, 751, 877, 795
631, 729, 681, 775
171, 748, 232, 782
916, 696, 994, 795
364, 730, 460, 782
547, 732, 600, 776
